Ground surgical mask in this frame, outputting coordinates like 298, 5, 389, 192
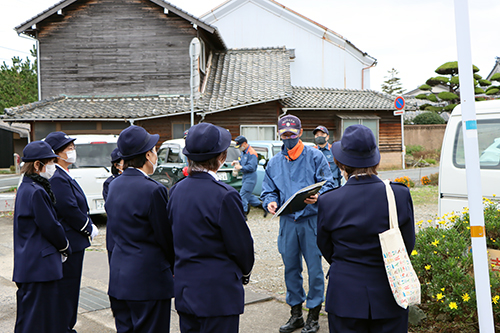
238, 146, 246, 152
147, 151, 158, 175
63, 150, 77, 164
314, 136, 327, 145
40, 163, 56, 180
282, 137, 299, 150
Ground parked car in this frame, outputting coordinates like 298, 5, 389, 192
439, 99, 500, 216
151, 138, 242, 190
67, 134, 118, 215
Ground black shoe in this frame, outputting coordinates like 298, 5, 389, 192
280, 304, 304, 333
301, 305, 321, 333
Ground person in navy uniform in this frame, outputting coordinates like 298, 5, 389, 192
261, 115, 334, 333
317, 125, 415, 333
313, 126, 342, 188
45, 131, 98, 333
13, 141, 71, 333
105, 125, 174, 333
167, 123, 254, 333
102, 147, 123, 201
231, 135, 267, 217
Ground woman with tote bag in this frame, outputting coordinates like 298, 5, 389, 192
317, 124, 416, 333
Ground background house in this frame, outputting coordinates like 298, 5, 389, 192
2, 0, 410, 168
201, 0, 376, 89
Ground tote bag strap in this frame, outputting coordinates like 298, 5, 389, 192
383, 179, 398, 230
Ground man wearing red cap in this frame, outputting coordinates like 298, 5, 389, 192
261, 115, 334, 333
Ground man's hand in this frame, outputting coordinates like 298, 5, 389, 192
231, 160, 238, 166
234, 164, 242, 171
304, 193, 319, 205
267, 202, 278, 215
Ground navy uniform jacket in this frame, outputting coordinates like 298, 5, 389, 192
102, 174, 120, 202
50, 166, 92, 252
106, 168, 174, 301
167, 172, 254, 317
13, 176, 69, 283
239, 146, 258, 191
317, 176, 415, 319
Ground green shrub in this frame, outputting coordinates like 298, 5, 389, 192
419, 84, 432, 91
491, 73, 500, 82
413, 198, 500, 326
438, 91, 459, 101
419, 103, 431, 111
416, 94, 429, 100
413, 112, 446, 125
424, 158, 437, 165
424, 106, 444, 112
429, 172, 439, 185
406, 145, 424, 155
443, 103, 457, 111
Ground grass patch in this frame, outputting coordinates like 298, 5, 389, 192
0, 170, 14, 174
410, 185, 438, 206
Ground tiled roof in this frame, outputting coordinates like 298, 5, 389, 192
3, 47, 292, 120
3, 95, 192, 121
202, 47, 292, 113
282, 87, 417, 110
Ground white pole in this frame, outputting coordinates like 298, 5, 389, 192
454, 1, 495, 331
190, 47, 194, 127
401, 113, 405, 169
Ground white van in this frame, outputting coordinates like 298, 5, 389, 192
438, 100, 500, 216
68, 134, 118, 214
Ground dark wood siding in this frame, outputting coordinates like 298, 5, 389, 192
37, 0, 202, 98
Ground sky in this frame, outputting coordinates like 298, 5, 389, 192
1, 0, 499, 92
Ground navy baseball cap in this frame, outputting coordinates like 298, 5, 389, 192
278, 115, 301, 137
183, 123, 231, 162
110, 148, 122, 163
117, 125, 159, 160
313, 125, 329, 136
331, 125, 380, 168
234, 136, 247, 148
44, 131, 76, 151
22, 141, 59, 162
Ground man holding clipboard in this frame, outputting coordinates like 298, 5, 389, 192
261, 115, 334, 333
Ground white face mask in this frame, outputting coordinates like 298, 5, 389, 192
64, 150, 77, 164
40, 163, 56, 180
147, 151, 158, 175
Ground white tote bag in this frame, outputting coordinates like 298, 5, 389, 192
379, 180, 421, 309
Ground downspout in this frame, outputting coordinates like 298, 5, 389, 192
127, 119, 135, 125
18, 32, 40, 100
361, 60, 377, 90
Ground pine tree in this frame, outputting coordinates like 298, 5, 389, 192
381, 68, 406, 95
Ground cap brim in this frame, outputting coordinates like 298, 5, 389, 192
52, 137, 76, 151
22, 152, 59, 162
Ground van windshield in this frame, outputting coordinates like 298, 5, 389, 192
453, 120, 500, 169
70, 143, 117, 168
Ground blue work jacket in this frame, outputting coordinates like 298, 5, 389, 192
317, 176, 415, 319
50, 166, 92, 252
106, 168, 174, 301
167, 172, 254, 317
261, 143, 334, 220
13, 176, 69, 283
315, 143, 341, 188
239, 146, 258, 191
102, 174, 120, 202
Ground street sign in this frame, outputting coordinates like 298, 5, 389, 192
393, 110, 404, 116
394, 96, 405, 110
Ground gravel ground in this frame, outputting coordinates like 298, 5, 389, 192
89, 202, 438, 301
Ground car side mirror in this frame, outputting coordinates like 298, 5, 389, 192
259, 159, 267, 168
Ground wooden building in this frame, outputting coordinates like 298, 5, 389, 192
2, 0, 412, 168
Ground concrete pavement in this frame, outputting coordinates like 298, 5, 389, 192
0, 214, 329, 332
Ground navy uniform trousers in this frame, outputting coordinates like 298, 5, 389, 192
51, 166, 93, 332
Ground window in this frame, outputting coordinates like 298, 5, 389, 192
453, 119, 500, 169
253, 146, 269, 161
173, 123, 191, 139
240, 125, 277, 140
102, 122, 128, 130
34, 122, 57, 140
338, 115, 380, 143
61, 122, 97, 131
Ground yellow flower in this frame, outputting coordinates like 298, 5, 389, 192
431, 239, 440, 247
441, 288, 445, 291
434, 251, 437, 254
436, 293, 444, 300
425, 265, 431, 270
493, 295, 500, 305
411, 250, 418, 256
449, 302, 458, 310
462, 293, 470, 302
442, 235, 446, 238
